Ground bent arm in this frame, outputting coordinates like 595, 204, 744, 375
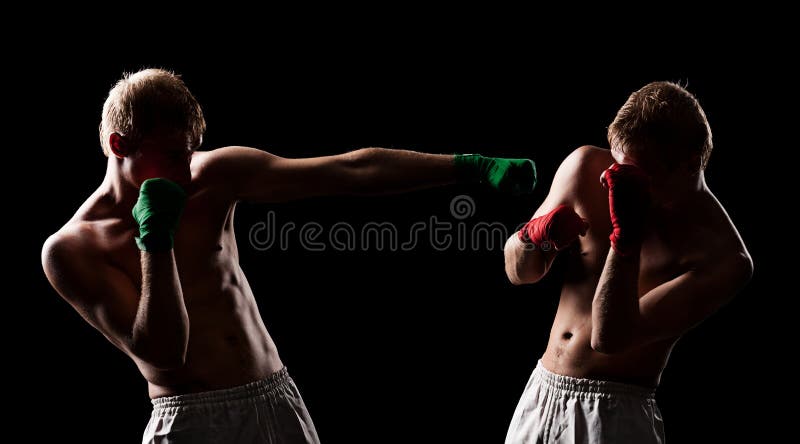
504, 234, 557, 285
42, 234, 189, 370
591, 249, 754, 354
202, 146, 456, 203
504, 146, 595, 285
590, 249, 642, 353
132, 250, 190, 369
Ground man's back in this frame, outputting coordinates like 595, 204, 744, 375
535, 146, 749, 387
42, 150, 284, 399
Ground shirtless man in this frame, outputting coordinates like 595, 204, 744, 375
40, 68, 536, 443
503, 81, 753, 443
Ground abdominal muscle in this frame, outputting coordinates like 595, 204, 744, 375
133, 285, 285, 399
540, 286, 677, 389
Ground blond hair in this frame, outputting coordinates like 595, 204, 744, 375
608, 81, 713, 172
99, 68, 206, 156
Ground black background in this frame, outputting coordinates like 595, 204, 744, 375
14, 26, 784, 444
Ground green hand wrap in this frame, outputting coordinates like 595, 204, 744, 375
132, 178, 187, 252
453, 154, 537, 195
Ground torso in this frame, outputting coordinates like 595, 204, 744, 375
64, 151, 283, 398
541, 147, 732, 388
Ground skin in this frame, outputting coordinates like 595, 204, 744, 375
42, 131, 455, 398
504, 145, 753, 387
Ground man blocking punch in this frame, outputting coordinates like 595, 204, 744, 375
504, 81, 753, 444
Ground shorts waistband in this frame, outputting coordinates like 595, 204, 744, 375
151, 367, 291, 411
534, 360, 657, 399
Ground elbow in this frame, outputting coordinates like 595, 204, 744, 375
151, 357, 187, 371
504, 252, 524, 285
590, 332, 628, 355
590, 338, 619, 355
506, 264, 541, 286
506, 273, 525, 286
504, 238, 543, 285
137, 348, 188, 371
506, 272, 525, 286
590, 314, 637, 354
344, 148, 381, 171
504, 253, 525, 286
130, 338, 188, 371
340, 148, 381, 192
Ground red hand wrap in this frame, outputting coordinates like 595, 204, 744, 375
600, 163, 651, 257
518, 204, 588, 251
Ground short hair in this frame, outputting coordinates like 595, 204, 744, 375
99, 68, 206, 156
608, 81, 712, 172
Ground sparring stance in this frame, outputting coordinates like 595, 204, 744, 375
40, 68, 536, 443
504, 81, 752, 443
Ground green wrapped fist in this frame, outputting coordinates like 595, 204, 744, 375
132, 178, 187, 252
454, 154, 537, 195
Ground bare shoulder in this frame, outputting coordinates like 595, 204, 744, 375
192, 146, 275, 177
41, 220, 142, 354
192, 145, 252, 167
41, 223, 102, 289
43, 222, 99, 256
190, 146, 277, 196
562, 145, 613, 171
556, 145, 614, 186
541, 145, 613, 209
569, 145, 613, 163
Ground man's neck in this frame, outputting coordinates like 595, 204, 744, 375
655, 171, 707, 209
97, 158, 139, 218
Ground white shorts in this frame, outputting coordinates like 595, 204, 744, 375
505, 360, 665, 444
142, 367, 320, 443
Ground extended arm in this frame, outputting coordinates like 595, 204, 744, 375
199, 146, 536, 203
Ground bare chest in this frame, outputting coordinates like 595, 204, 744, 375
102, 197, 238, 295
573, 208, 700, 295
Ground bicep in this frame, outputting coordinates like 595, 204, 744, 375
42, 237, 140, 353
202, 146, 354, 203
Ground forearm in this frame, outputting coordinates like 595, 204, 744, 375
131, 250, 190, 369
504, 235, 557, 285
345, 148, 456, 194
591, 249, 641, 353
